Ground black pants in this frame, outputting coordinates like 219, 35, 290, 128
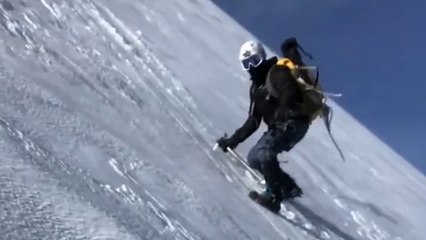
247, 117, 310, 193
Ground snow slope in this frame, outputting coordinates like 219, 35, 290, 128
0, 0, 425, 239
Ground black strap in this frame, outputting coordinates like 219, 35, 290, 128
248, 84, 255, 115
314, 67, 319, 88
297, 44, 314, 60
248, 99, 254, 115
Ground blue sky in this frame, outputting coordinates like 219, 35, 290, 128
212, 0, 426, 174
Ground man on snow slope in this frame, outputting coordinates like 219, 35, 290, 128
217, 37, 322, 213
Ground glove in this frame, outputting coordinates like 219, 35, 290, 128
216, 136, 239, 152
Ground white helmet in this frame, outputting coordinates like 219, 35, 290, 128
239, 40, 266, 70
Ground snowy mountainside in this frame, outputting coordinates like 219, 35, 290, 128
0, 0, 425, 240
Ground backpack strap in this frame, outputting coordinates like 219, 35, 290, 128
313, 67, 319, 88
322, 105, 346, 161
248, 84, 256, 115
297, 42, 314, 60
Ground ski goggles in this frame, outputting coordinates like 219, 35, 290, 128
241, 54, 264, 70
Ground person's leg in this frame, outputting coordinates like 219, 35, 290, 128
272, 117, 310, 197
247, 117, 310, 210
272, 117, 310, 153
247, 131, 273, 172
248, 117, 310, 177
247, 131, 283, 212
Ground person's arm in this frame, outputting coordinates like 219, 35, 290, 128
217, 93, 262, 151
229, 109, 262, 143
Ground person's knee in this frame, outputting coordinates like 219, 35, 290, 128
249, 147, 276, 169
247, 132, 274, 170
248, 146, 269, 171
247, 147, 259, 169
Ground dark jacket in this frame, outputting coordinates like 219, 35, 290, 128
230, 38, 311, 144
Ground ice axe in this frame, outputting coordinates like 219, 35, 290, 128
213, 133, 289, 164
213, 143, 263, 181
213, 142, 265, 185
